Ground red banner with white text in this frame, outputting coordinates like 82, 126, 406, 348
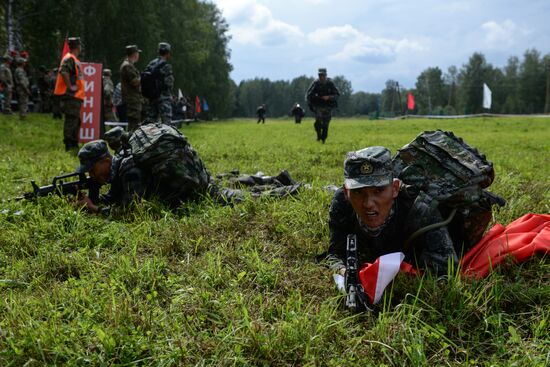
79, 63, 102, 143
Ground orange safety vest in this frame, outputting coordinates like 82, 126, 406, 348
54, 52, 85, 100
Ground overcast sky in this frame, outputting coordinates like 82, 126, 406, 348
210, 0, 550, 93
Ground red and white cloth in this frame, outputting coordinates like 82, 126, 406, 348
355, 213, 550, 304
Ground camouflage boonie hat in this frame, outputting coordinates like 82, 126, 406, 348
344, 146, 393, 189
158, 42, 171, 53
318, 68, 327, 75
77, 140, 111, 173
125, 44, 142, 55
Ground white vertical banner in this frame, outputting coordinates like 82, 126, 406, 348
483, 83, 492, 110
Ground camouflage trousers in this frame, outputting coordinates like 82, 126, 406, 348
2, 87, 12, 113
314, 108, 332, 142
104, 103, 117, 123
16, 87, 29, 119
147, 95, 172, 123
61, 96, 82, 150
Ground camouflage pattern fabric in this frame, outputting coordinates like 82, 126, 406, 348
120, 59, 142, 118
327, 187, 457, 276
0, 63, 13, 113
145, 58, 174, 123
392, 130, 504, 249
306, 78, 339, 142
129, 123, 210, 205
61, 97, 82, 149
14, 67, 30, 118
101, 154, 150, 208
306, 78, 340, 111
103, 76, 116, 122
313, 108, 332, 142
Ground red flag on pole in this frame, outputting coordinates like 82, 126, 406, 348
61, 39, 70, 59
407, 92, 415, 110
195, 96, 201, 114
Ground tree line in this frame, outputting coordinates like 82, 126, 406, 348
234, 49, 550, 118
2, 1, 549, 118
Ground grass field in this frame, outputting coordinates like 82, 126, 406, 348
0, 114, 549, 366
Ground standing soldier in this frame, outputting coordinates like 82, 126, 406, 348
144, 42, 174, 123
14, 57, 31, 120
0, 54, 14, 114
54, 37, 85, 152
306, 68, 340, 143
120, 45, 142, 131
102, 69, 116, 122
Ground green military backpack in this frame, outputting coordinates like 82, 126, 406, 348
392, 130, 505, 253
129, 123, 210, 205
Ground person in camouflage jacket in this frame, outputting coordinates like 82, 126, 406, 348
145, 42, 174, 124
325, 146, 458, 277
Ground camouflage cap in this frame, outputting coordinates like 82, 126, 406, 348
318, 68, 327, 75
125, 44, 142, 55
158, 42, 171, 53
68, 37, 81, 49
103, 126, 124, 143
103, 68, 112, 76
2, 53, 13, 62
15, 57, 26, 65
76, 140, 111, 173
344, 146, 393, 189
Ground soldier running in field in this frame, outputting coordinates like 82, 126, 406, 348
306, 68, 339, 143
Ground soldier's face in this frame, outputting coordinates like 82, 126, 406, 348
89, 157, 112, 185
319, 73, 327, 83
344, 180, 400, 229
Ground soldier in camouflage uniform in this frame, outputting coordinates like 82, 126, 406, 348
102, 69, 117, 122
145, 42, 174, 123
306, 68, 339, 143
120, 45, 142, 132
325, 146, 457, 277
0, 54, 14, 114
54, 37, 85, 151
14, 57, 31, 120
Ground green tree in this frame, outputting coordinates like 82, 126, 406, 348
519, 49, 546, 113
415, 67, 445, 115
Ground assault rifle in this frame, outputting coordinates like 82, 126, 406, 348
15, 171, 100, 202
345, 234, 373, 312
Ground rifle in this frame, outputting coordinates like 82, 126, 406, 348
345, 234, 373, 312
16, 171, 100, 202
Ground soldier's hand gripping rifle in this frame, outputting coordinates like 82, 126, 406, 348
15, 171, 100, 203
345, 234, 373, 312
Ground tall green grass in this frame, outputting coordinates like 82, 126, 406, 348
0, 114, 548, 365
